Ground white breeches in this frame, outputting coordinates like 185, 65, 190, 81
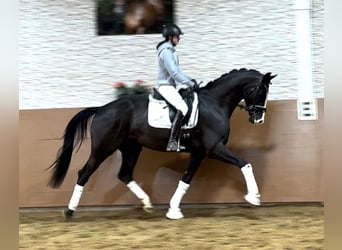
157, 85, 188, 116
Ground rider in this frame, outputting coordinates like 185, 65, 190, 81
155, 24, 196, 151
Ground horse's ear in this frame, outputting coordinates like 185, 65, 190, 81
263, 72, 277, 84
270, 74, 277, 80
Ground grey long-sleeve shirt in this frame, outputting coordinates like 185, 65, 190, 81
156, 42, 193, 88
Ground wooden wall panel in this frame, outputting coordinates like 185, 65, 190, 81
19, 99, 323, 208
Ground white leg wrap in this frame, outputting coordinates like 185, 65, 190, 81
169, 181, 190, 209
166, 181, 190, 220
241, 164, 261, 206
127, 181, 149, 200
241, 164, 260, 194
68, 184, 84, 211
127, 181, 152, 209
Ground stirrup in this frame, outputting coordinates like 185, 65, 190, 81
166, 140, 185, 152
166, 140, 178, 151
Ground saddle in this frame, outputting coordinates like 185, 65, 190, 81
148, 87, 199, 129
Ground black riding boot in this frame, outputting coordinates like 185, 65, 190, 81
166, 110, 184, 151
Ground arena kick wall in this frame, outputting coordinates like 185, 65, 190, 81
19, 0, 324, 208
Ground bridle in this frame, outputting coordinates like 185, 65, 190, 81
237, 82, 268, 114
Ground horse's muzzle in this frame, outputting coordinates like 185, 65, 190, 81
249, 112, 265, 125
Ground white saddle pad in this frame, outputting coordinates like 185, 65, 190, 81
148, 93, 199, 129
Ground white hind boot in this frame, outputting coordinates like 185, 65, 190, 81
68, 184, 84, 210
127, 181, 153, 212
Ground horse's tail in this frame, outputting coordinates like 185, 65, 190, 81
48, 107, 98, 188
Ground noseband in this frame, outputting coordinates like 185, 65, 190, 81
237, 83, 268, 114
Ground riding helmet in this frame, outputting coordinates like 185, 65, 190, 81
162, 24, 184, 37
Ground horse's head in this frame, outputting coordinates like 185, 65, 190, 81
243, 72, 277, 125
200, 69, 276, 124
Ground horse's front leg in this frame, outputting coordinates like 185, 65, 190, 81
166, 151, 205, 220
209, 143, 261, 206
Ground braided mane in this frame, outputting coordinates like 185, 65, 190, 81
204, 68, 261, 89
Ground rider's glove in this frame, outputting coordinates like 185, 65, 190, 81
191, 79, 200, 91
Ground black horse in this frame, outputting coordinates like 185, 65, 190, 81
48, 68, 276, 220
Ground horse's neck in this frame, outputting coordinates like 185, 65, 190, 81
207, 79, 245, 111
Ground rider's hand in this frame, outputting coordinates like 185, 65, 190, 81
191, 79, 200, 91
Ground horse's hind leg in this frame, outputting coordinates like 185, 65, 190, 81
118, 139, 153, 213
166, 150, 205, 220
64, 150, 115, 220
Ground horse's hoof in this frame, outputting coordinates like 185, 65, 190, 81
143, 205, 154, 214
63, 209, 74, 221
244, 193, 261, 206
166, 208, 184, 220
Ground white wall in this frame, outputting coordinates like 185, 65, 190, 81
19, 0, 324, 109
